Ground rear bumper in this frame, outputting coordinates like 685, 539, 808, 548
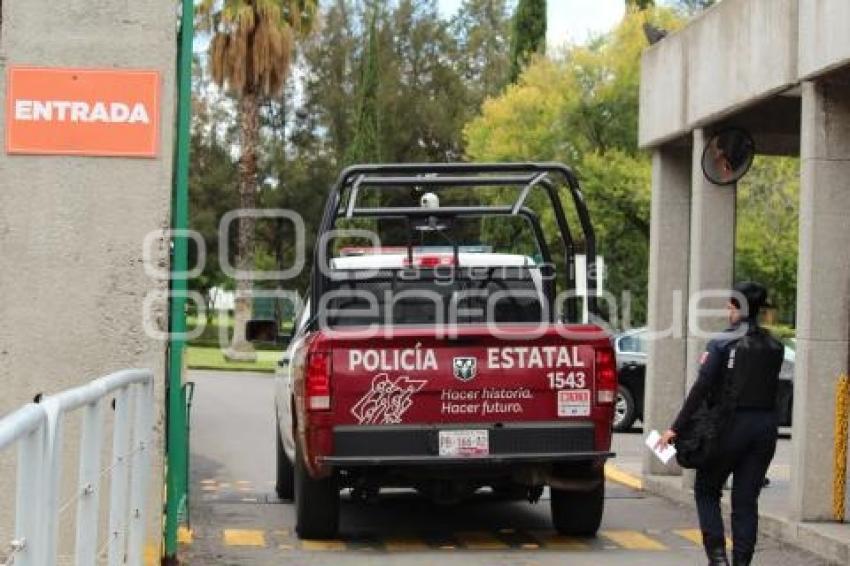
321, 421, 613, 467
322, 451, 614, 467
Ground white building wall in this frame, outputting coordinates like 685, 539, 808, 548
0, 0, 175, 557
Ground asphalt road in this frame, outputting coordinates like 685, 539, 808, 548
182, 370, 831, 565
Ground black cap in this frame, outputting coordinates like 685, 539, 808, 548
731, 281, 771, 317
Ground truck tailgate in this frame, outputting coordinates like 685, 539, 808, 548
327, 326, 602, 427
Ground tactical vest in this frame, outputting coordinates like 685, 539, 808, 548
725, 327, 784, 410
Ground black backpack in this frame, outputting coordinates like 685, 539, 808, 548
675, 327, 783, 469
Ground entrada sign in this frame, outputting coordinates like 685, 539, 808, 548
5, 66, 160, 157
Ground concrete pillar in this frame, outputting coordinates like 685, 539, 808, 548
790, 79, 850, 522
682, 128, 737, 488
643, 145, 692, 476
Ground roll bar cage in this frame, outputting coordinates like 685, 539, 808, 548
312, 163, 598, 322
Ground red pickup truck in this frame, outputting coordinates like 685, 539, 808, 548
270, 164, 616, 540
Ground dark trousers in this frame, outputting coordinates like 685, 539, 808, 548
694, 410, 778, 559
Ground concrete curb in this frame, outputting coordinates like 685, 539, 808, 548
641, 473, 848, 566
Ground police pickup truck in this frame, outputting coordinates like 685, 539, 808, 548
270, 164, 616, 539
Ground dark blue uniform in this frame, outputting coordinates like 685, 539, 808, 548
671, 320, 782, 565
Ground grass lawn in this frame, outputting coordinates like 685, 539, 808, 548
186, 346, 281, 373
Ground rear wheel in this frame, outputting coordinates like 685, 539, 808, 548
275, 420, 294, 500
612, 385, 637, 432
294, 444, 339, 539
550, 470, 605, 536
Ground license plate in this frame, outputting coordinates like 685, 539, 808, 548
438, 429, 489, 457
558, 389, 591, 417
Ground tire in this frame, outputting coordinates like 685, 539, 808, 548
612, 385, 637, 432
275, 421, 294, 501
294, 443, 339, 540
550, 471, 605, 536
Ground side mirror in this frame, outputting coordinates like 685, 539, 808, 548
246, 319, 277, 344
278, 319, 299, 346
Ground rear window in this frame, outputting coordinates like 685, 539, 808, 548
321, 206, 552, 327
323, 267, 546, 326
618, 332, 647, 353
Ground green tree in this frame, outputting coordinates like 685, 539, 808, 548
736, 157, 799, 322
466, 6, 797, 328
466, 8, 682, 324
379, 0, 469, 162
302, 0, 470, 164
188, 103, 239, 322
626, 0, 654, 9
451, 0, 512, 105
346, 7, 381, 164
509, 0, 547, 83
301, 0, 357, 160
197, 0, 317, 355
216, 0, 524, 310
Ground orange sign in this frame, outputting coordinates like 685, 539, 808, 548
5, 66, 160, 158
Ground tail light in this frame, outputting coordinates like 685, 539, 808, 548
595, 347, 617, 404
306, 352, 331, 411
404, 255, 455, 268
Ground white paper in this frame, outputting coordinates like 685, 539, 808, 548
645, 430, 677, 465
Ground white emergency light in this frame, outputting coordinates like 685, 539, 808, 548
420, 192, 439, 209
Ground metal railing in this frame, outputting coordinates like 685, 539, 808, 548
0, 368, 155, 566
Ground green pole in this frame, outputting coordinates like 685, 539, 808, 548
165, 0, 194, 559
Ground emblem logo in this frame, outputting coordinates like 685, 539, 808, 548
453, 357, 477, 382
351, 374, 426, 425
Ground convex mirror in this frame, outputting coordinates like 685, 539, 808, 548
702, 128, 755, 186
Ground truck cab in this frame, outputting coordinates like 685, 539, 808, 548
270, 163, 616, 540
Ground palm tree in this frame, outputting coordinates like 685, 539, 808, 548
198, 0, 317, 357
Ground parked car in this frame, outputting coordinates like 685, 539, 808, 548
611, 328, 795, 432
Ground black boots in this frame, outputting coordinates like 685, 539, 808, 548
703, 535, 730, 565
703, 540, 753, 565
706, 546, 730, 565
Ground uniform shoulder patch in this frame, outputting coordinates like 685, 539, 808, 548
699, 351, 710, 365
727, 347, 737, 369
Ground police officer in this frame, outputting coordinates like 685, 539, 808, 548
657, 282, 784, 566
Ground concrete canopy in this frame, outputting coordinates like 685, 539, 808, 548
639, 0, 850, 154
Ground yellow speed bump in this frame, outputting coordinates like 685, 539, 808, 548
604, 463, 643, 490
455, 531, 509, 550
383, 537, 429, 552
674, 529, 731, 549
530, 531, 588, 550
301, 539, 346, 551
673, 529, 702, 546
602, 530, 666, 550
223, 529, 266, 547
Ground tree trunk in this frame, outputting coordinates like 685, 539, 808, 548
227, 90, 260, 360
